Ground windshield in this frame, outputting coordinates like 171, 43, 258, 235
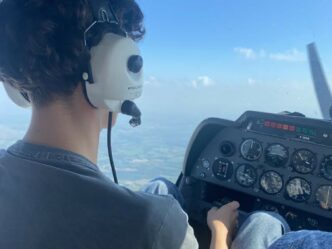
1, 0, 331, 189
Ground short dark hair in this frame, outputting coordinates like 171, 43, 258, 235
0, 0, 145, 106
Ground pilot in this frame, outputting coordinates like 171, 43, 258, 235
0, 0, 239, 248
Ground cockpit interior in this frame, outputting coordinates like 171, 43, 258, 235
1, 1, 332, 248
178, 111, 332, 247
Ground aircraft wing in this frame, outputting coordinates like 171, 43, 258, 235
307, 43, 332, 119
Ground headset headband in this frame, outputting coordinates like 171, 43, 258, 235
84, 0, 125, 47
88, 0, 119, 23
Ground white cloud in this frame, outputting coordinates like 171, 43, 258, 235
259, 49, 267, 58
234, 47, 306, 62
234, 47, 257, 59
247, 78, 257, 86
144, 75, 161, 87
131, 158, 150, 164
120, 179, 151, 190
191, 76, 215, 88
269, 49, 306, 62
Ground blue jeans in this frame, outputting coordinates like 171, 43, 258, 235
141, 178, 332, 249
269, 230, 332, 249
234, 212, 332, 249
140, 177, 185, 208
232, 212, 290, 249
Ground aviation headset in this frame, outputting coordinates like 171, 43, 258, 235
3, 0, 144, 183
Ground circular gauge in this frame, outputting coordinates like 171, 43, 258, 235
240, 139, 262, 161
212, 158, 233, 181
321, 156, 332, 180
265, 144, 289, 167
235, 164, 257, 187
260, 171, 283, 194
286, 178, 311, 202
316, 185, 332, 210
292, 149, 316, 174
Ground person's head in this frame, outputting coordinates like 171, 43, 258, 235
0, 0, 145, 123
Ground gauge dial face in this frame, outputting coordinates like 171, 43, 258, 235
265, 144, 288, 167
212, 158, 233, 181
292, 149, 316, 174
286, 178, 311, 202
235, 164, 257, 187
260, 171, 283, 194
316, 185, 332, 210
240, 139, 262, 161
321, 155, 332, 180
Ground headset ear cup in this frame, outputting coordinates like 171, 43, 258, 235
85, 33, 143, 112
3, 83, 31, 108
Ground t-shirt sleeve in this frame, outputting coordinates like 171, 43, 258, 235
151, 199, 199, 249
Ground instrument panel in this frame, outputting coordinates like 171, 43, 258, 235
192, 129, 332, 217
182, 111, 332, 231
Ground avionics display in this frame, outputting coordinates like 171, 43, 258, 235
249, 118, 332, 146
263, 120, 316, 136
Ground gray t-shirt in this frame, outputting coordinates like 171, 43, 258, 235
0, 141, 198, 249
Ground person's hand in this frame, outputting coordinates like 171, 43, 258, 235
207, 201, 240, 247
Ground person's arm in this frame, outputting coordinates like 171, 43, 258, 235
152, 198, 199, 249
210, 230, 229, 249
207, 201, 240, 249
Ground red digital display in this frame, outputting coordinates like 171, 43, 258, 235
263, 120, 316, 136
264, 120, 294, 132
289, 126, 296, 132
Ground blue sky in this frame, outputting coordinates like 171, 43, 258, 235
1, 0, 332, 120
134, 0, 331, 120
138, 0, 332, 81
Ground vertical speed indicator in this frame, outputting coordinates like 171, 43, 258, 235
292, 149, 316, 174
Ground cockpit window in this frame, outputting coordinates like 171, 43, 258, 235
1, 0, 331, 189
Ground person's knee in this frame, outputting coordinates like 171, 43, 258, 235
232, 212, 285, 249
151, 177, 173, 186
145, 179, 168, 194
246, 212, 285, 231
143, 177, 185, 207
151, 177, 176, 193
248, 212, 280, 222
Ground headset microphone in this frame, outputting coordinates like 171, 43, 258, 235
121, 100, 141, 127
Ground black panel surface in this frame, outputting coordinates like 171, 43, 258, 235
181, 111, 332, 232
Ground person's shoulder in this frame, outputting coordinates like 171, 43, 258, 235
133, 192, 198, 249
134, 190, 186, 221
119, 187, 177, 218
120, 189, 185, 228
